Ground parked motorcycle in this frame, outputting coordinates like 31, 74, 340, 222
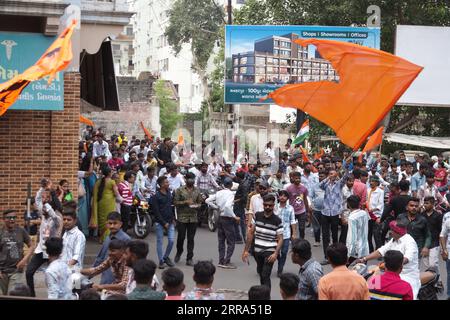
130, 196, 152, 239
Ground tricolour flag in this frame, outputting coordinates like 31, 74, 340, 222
292, 119, 309, 145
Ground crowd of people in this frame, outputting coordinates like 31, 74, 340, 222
1, 125, 450, 300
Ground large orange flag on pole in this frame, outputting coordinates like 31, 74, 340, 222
0, 20, 77, 116
264, 39, 423, 150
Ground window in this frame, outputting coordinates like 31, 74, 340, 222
126, 27, 133, 36
233, 58, 239, 66
280, 50, 290, 56
128, 60, 133, 66
112, 44, 120, 52
159, 58, 169, 71
256, 67, 265, 74
233, 68, 239, 74
240, 57, 247, 64
274, 40, 280, 47
255, 57, 265, 66
280, 41, 291, 48
273, 49, 279, 55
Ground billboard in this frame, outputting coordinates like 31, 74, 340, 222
0, 32, 64, 111
395, 25, 450, 107
225, 25, 380, 104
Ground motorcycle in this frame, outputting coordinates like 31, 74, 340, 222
68, 271, 93, 300
349, 260, 443, 300
197, 189, 220, 232
130, 196, 153, 239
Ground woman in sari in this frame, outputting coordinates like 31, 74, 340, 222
78, 154, 94, 237
435, 162, 448, 194
90, 165, 121, 242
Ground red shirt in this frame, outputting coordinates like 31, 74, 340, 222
108, 158, 124, 171
118, 181, 133, 206
368, 271, 413, 300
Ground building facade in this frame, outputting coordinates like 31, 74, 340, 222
0, 0, 132, 218
232, 33, 339, 84
112, 25, 135, 76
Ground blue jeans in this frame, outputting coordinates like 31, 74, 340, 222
155, 222, 175, 263
277, 239, 291, 273
447, 259, 450, 298
234, 208, 246, 242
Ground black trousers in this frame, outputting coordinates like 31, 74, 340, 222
120, 204, 131, 231
321, 215, 340, 259
254, 251, 275, 289
217, 217, 236, 264
368, 220, 383, 252
339, 224, 348, 244
25, 253, 48, 297
176, 222, 197, 261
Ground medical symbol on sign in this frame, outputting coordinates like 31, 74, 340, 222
1, 40, 17, 61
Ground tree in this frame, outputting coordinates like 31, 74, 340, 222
235, 0, 450, 151
155, 80, 183, 138
165, 0, 225, 117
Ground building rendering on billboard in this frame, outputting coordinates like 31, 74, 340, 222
225, 25, 380, 104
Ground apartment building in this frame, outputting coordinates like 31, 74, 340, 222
232, 33, 339, 84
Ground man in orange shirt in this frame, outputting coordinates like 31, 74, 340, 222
318, 243, 370, 300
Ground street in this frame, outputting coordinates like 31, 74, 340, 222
34, 224, 448, 300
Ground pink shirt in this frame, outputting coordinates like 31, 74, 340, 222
353, 179, 367, 208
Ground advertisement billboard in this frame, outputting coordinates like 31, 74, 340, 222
0, 32, 64, 111
225, 25, 380, 104
396, 25, 450, 107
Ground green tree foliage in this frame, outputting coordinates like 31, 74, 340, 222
165, 0, 225, 117
235, 0, 450, 152
155, 80, 183, 138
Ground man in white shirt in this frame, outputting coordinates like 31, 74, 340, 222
248, 182, 269, 225
366, 176, 385, 252
167, 165, 185, 192
398, 162, 413, 184
130, 161, 145, 197
142, 167, 158, 201
346, 195, 369, 260
61, 210, 86, 269
132, 140, 149, 158
358, 220, 421, 299
208, 159, 222, 179
206, 178, 240, 269
92, 135, 112, 160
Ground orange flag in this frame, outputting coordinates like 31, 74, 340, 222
361, 126, 384, 154
79, 115, 94, 127
0, 20, 77, 116
358, 126, 384, 162
299, 146, 310, 163
140, 121, 152, 140
178, 128, 184, 146
265, 39, 423, 150
314, 148, 325, 160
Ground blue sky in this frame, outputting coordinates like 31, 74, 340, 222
226, 25, 380, 58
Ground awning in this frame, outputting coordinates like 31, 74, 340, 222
321, 133, 450, 149
384, 133, 450, 149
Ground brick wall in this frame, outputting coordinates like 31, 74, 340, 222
0, 72, 80, 224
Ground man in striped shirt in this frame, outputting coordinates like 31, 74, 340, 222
242, 194, 283, 289
118, 171, 135, 231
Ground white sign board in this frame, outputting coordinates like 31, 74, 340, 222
396, 25, 450, 107
269, 105, 296, 123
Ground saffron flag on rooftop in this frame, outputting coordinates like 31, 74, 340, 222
292, 119, 309, 146
264, 38, 423, 150
0, 20, 77, 116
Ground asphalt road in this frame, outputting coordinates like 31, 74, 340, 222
34, 223, 448, 300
